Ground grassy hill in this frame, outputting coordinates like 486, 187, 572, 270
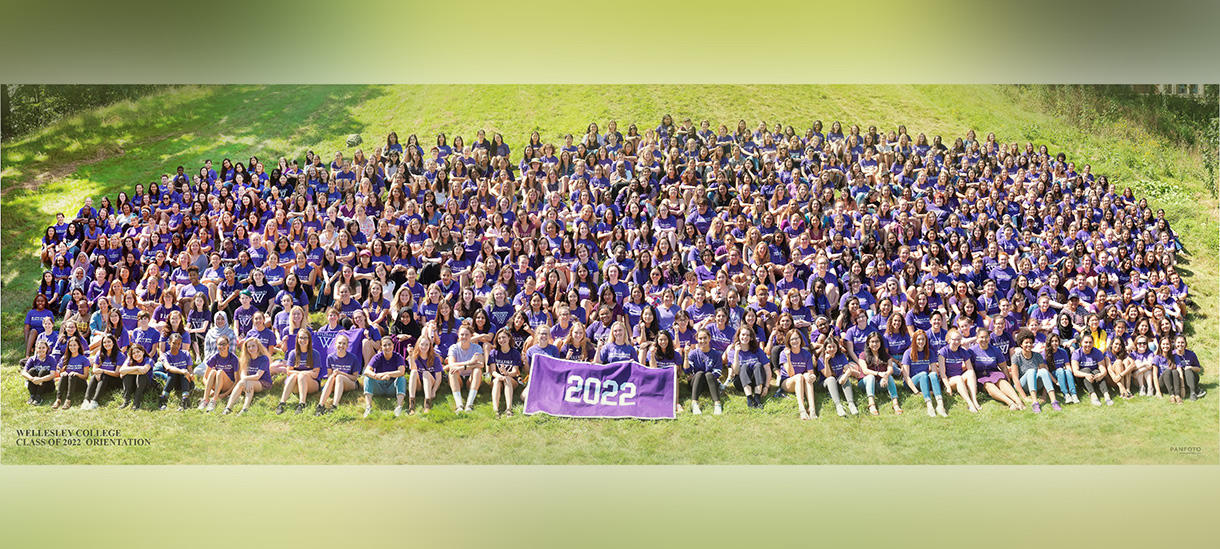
2, 85, 1215, 464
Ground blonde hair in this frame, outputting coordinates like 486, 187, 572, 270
238, 338, 269, 374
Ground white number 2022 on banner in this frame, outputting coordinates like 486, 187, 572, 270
563, 375, 637, 406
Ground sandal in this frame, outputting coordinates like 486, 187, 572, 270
892, 402, 903, 415
868, 402, 879, 416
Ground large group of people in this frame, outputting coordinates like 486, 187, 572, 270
21, 115, 1206, 420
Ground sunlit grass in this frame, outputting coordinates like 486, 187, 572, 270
2, 85, 1215, 464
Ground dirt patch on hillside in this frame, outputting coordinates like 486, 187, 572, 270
2, 132, 175, 198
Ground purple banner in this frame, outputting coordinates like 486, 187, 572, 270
524, 354, 676, 419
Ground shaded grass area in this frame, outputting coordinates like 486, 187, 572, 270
2, 85, 1216, 464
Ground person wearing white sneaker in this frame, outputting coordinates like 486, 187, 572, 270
1071, 334, 1111, 407
819, 337, 856, 417
902, 330, 947, 417
683, 329, 724, 416
446, 325, 485, 413
363, 336, 408, 417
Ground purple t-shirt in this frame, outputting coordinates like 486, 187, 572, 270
325, 351, 362, 376
367, 351, 405, 375
938, 346, 972, 377
1072, 348, 1107, 371
902, 348, 935, 376
207, 352, 239, 374
970, 344, 1007, 375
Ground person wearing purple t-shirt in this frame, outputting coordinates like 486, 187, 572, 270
364, 336, 408, 417
1169, 335, 1205, 401
1070, 333, 1113, 406
224, 338, 272, 415
938, 329, 980, 413
117, 342, 154, 410
402, 323, 441, 411
819, 337, 858, 417
778, 330, 818, 419
970, 323, 1024, 412
316, 333, 363, 415
487, 328, 524, 417
903, 330, 947, 417
275, 328, 324, 415
155, 334, 195, 411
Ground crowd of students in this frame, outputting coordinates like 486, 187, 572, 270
21, 116, 1206, 419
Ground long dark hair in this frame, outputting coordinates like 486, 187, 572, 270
861, 331, 890, 369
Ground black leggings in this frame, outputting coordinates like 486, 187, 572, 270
27, 378, 55, 400
85, 375, 121, 402
122, 374, 152, 404
689, 371, 721, 403
161, 372, 194, 397
56, 374, 85, 400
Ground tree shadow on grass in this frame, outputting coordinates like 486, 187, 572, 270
1, 85, 387, 361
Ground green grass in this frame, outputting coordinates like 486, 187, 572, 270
2, 85, 1216, 464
